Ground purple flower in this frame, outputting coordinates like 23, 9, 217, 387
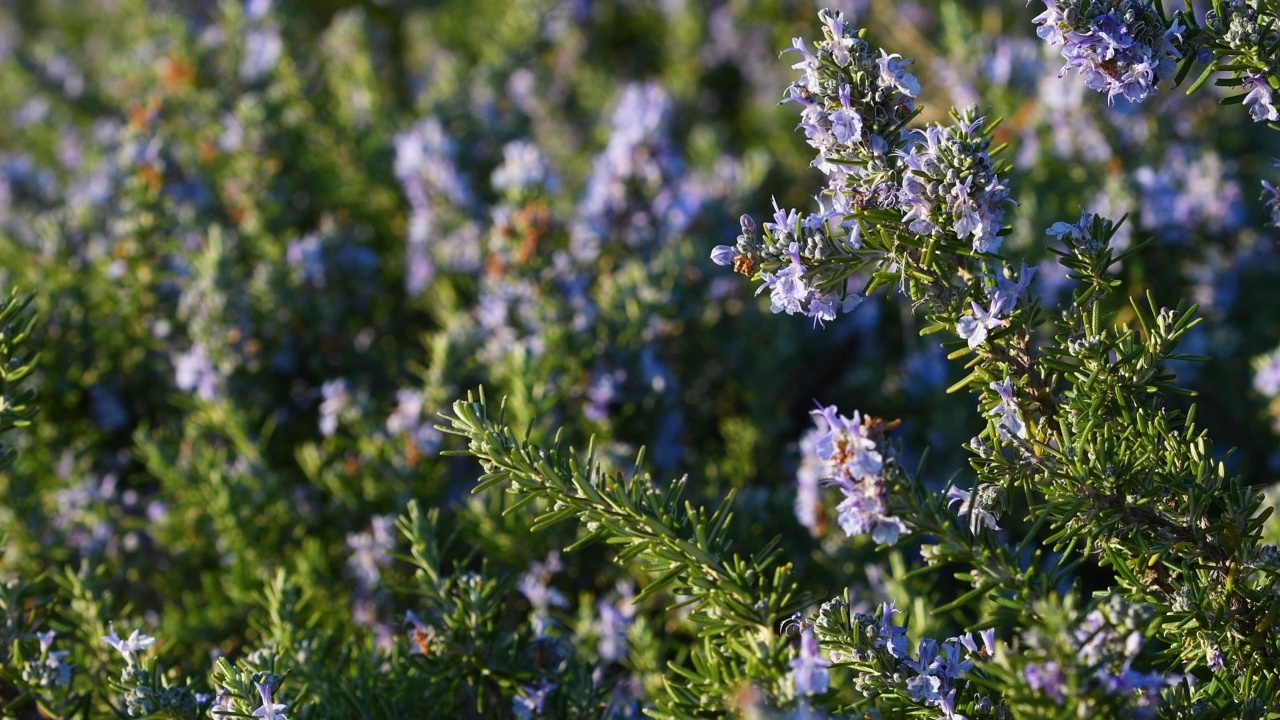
989, 264, 1036, 317
101, 623, 155, 664
405, 611, 436, 655
1254, 349, 1280, 397
947, 485, 1002, 532
518, 552, 568, 635
1046, 213, 1096, 244
821, 8, 855, 67
386, 388, 441, 454
775, 9, 917, 221
829, 85, 863, 144
346, 515, 395, 591
939, 641, 973, 679
810, 404, 882, 485
876, 601, 909, 658
597, 583, 636, 664
286, 234, 325, 286
790, 624, 831, 696
318, 378, 350, 437
1207, 644, 1224, 671
583, 368, 624, 424
907, 672, 943, 704
946, 487, 972, 513
938, 689, 968, 720
757, 247, 810, 316
795, 428, 825, 536
959, 265, 1037, 349
709, 245, 735, 266
806, 404, 909, 543
764, 198, 800, 238
513, 680, 555, 720
877, 50, 921, 97
783, 37, 820, 84
1133, 145, 1244, 243
1244, 74, 1279, 122
956, 300, 1002, 350
1033, 1, 1182, 104
394, 118, 472, 209
252, 681, 289, 720
900, 120, 1010, 252
1263, 179, 1280, 227
989, 377, 1027, 440
905, 637, 941, 675
491, 140, 555, 194
1025, 660, 1067, 704
240, 26, 283, 83
211, 688, 235, 716
572, 81, 691, 254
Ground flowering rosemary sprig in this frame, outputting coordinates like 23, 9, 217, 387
441, 390, 801, 718
713, 9, 1280, 715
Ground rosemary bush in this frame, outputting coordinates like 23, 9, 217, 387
0, 0, 1278, 718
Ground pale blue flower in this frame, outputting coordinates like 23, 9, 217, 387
876, 601, 909, 658
764, 198, 800, 238
877, 50, 921, 97
907, 672, 942, 703
810, 404, 882, 484
252, 681, 289, 720
989, 377, 1027, 440
829, 85, 863, 144
513, 681, 554, 720
956, 300, 1002, 349
101, 623, 155, 665
1025, 660, 1067, 704
710, 245, 735, 266
946, 486, 1001, 531
318, 379, 349, 437
1244, 74, 1278, 122
790, 624, 831, 696
491, 140, 555, 194
938, 689, 969, 720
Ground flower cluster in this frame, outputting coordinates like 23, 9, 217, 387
710, 7, 931, 325
804, 404, 907, 544
846, 601, 995, 717
22, 630, 72, 688
712, 212, 859, 326
393, 117, 476, 294
1033, 0, 1184, 104
783, 9, 919, 209
1023, 597, 1176, 716
518, 551, 569, 637
900, 117, 1012, 253
955, 264, 1035, 349
720, 16, 1017, 333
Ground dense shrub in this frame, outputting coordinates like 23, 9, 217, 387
0, 0, 1278, 717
